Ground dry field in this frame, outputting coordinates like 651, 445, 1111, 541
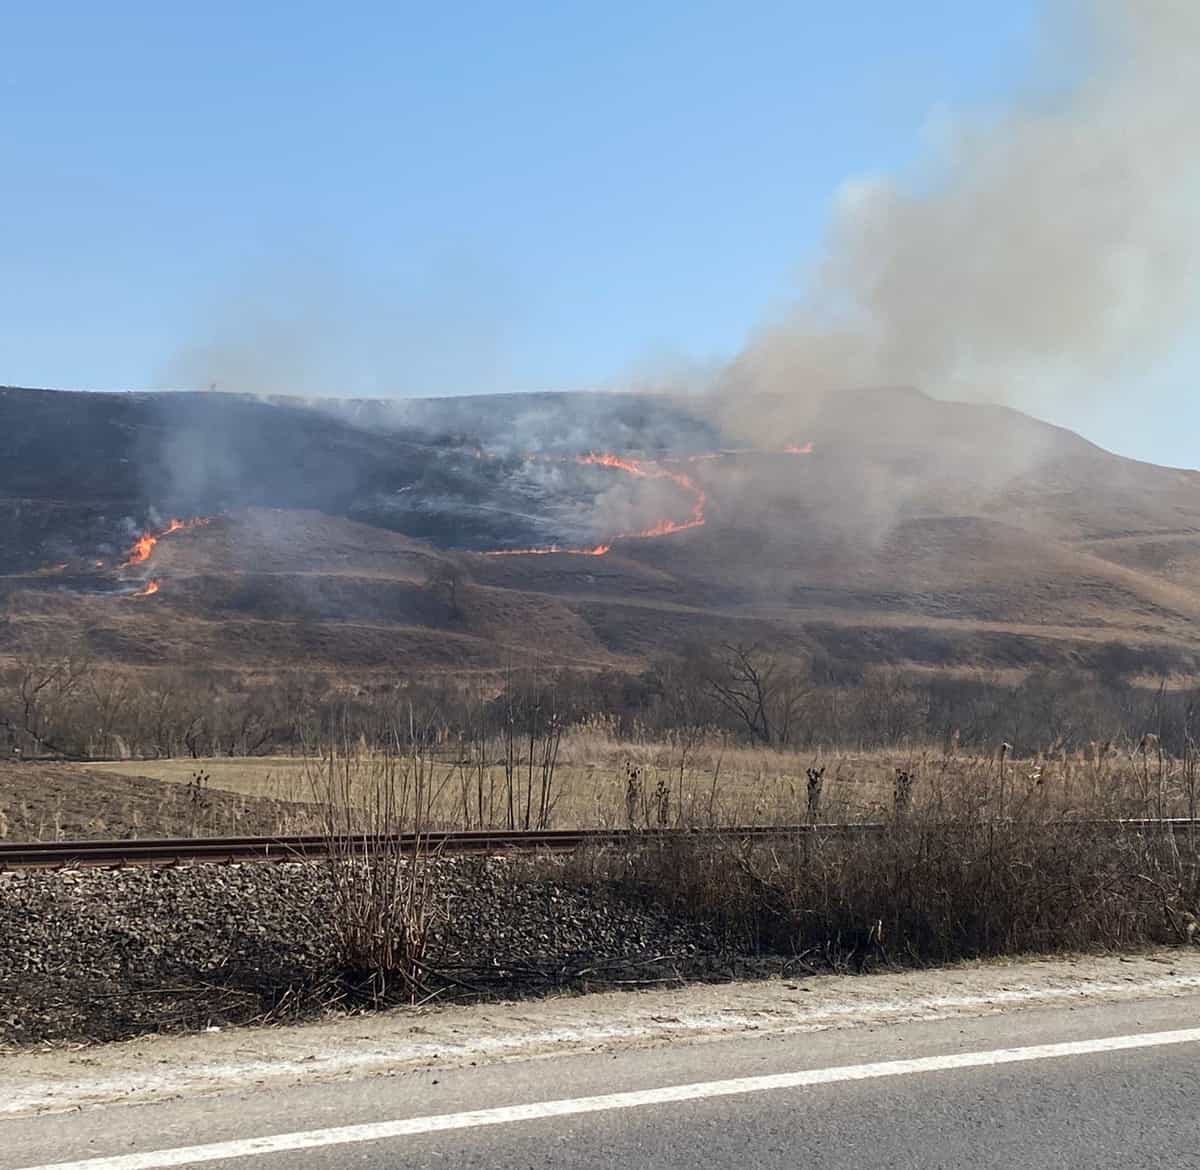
0, 760, 313, 841
85, 740, 923, 830
79, 725, 1200, 836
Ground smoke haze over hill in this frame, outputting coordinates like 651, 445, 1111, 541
717, 0, 1200, 444
145, 1, 1199, 472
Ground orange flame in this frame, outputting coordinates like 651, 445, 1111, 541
122, 516, 211, 567
480, 442, 809, 558
583, 456, 707, 541
130, 579, 160, 597
575, 452, 650, 478
579, 453, 703, 521
125, 533, 156, 566
484, 453, 707, 557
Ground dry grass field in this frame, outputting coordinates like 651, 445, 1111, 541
86, 738, 920, 829
77, 724, 1199, 837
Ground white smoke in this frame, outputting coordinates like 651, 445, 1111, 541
721, 0, 1200, 438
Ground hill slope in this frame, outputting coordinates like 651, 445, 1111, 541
3, 384, 1200, 678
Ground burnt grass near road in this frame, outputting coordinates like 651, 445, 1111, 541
0, 858, 727, 1047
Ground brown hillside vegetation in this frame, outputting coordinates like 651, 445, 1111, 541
3, 385, 1200, 679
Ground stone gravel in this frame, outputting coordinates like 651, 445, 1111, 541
0, 859, 723, 1046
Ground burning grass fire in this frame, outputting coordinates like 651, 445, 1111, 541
484, 444, 809, 558
122, 517, 212, 568
483, 451, 706, 558
29, 442, 811, 580
576, 453, 707, 536
117, 516, 212, 599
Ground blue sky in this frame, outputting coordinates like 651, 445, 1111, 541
1, 1, 1194, 465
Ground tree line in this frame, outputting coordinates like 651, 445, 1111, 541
3, 631, 1198, 760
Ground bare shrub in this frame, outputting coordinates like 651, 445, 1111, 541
426, 559, 467, 623
569, 770, 1200, 968
500, 671, 563, 831
305, 737, 451, 1003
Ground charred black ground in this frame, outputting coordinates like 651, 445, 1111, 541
5, 384, 1200, 677
0, 386, 724, 569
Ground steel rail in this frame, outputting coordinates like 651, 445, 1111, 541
1, 819, 1199, 871
0, 826, 825, 870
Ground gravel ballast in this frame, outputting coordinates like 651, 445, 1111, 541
0, 859, 723, 1046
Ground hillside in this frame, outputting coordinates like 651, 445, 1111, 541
3, 384, 1200, 679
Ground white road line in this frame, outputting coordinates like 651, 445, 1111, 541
15, 1027, 1200, 1170
11, 970, 1200, 1119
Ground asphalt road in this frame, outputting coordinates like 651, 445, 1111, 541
4, 992, 1200, 1170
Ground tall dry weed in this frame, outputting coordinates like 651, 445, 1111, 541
568, 752, 1200, 968
304, 737, 452, 1002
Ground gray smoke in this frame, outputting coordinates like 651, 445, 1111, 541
157, 256, 516, 400
718, 0, 1200, 442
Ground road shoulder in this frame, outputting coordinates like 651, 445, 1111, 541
3, 949, 1198, 1118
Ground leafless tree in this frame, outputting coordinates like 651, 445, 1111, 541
704, 642, 808, 748
0, 633, 93, 757
427, 560, 467, 622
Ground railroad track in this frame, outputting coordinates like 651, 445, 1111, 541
2, 819, 1199, 871
0, 826, 836, 870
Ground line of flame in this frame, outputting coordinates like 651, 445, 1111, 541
577, 452, 706, 544
484, 441, 814, 558
484, 452, 708, 558
122, 516, 212, 567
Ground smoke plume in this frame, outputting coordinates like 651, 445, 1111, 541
719, 0, 1200, 441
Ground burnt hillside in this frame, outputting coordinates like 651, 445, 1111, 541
4, 384, 1200, 679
